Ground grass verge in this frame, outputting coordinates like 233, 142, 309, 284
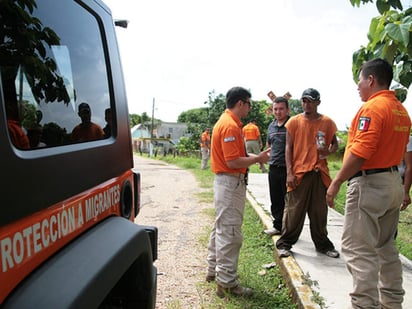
153, 154, 297, 308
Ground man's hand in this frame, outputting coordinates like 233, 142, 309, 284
286, 173, 297, 190
401, 193, 411, 211
257, 148, 271, 164
326, 180, 341, 209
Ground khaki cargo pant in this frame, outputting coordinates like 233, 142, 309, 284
342, 171, 405, 309
206, 174, 246, 288
201, 147, 209, 169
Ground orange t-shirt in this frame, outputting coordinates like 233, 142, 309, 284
211, 109, 247, 174
7, 120, 30, 149
200, 131, 210, 148
285, 113, 337, 190
242, 122, 260, 140
71, 122, 104, 142
344, 90, 411, 169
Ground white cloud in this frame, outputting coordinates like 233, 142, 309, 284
104, 0, 412, 130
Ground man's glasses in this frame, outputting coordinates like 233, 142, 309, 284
241, 99, 251, 108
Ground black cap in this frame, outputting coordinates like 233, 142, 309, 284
301, 88, 320, 101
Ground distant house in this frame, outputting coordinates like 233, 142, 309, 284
155, 122, 187, 143
131, 124, 151, 139
130, 122, 188, 154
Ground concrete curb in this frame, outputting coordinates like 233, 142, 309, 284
246, 191, 322, 309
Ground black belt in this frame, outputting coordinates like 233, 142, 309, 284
270, 164, 286, 169
349, 166, 398, 181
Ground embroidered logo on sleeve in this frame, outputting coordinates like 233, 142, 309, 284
358, 117, 371, 131
224, 136, 235, 142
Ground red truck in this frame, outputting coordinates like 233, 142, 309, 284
0, 0, 157, 307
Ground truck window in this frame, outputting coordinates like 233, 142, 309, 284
2, 0, 112, 149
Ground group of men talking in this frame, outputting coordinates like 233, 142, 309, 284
204, 58, 411, 309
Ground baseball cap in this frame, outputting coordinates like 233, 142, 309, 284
301, 88, 320, 101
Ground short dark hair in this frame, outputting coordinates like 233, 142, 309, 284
274, 96, 289, 108
226, 86, 251, 109
360, 58, 393, 88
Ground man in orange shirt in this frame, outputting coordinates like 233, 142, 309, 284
206, 86, 270, 298
276, 88, 339, 259
327, 58, 411, 308
243, 120, 267, 172
200, 127, 210, 169
71, 102, 104, 142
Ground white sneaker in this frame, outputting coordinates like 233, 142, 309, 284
264, 227, 281, 236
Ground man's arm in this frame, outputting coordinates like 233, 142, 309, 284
402, 150, 412, 210
226, 148, 271, 169
285, 131, 296, 189
326, 152, 366, 208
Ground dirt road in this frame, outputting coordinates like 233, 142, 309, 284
133, 155, 214, 308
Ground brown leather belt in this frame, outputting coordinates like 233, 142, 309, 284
348, 166, 398, 181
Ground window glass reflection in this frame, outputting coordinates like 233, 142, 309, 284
1, 0, 112, 149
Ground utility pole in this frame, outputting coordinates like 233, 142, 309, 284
149, 98, 155, 158
151, 98, 155, 139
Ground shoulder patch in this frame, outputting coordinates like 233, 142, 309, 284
224, 136, 236, 142
358, 117, 371, 131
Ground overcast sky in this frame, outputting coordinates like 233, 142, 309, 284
103, 0, 412, 130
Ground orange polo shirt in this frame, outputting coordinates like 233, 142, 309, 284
211, 109, 247, 174
200, 131, 210, 148
345, 90, 411, 169
242, 122, 260, 140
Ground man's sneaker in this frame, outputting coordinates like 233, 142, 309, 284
216, 285, 253, 298
278, 248, 292, 258
321, 249, 340, 258
264, 227, 281, 236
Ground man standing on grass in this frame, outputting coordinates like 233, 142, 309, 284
206, 86, 270, 298
327, 58, 411, 308
200, 127, 211, 170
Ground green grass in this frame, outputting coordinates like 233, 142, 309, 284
149, 153, 297, 308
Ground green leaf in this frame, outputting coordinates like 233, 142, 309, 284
382, 40, 398, 63
388, 0, 403, 10
377, 0, 391, 14
385, 21, 412, 47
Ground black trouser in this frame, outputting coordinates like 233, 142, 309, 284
268, 165, 287, 231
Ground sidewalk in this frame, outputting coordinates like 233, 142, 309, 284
246, 173, 412, 309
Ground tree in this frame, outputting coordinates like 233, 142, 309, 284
177, 107, 209, 124
351, 0, 412, 101
0, 0, 70, 104
129, 114, 141, 127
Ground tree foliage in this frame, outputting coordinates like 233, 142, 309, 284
175, 90, 304, 152
0, 0, 69, 104
351, 0, 412, 101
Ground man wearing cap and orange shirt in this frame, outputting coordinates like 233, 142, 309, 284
327, 58, 411, 309
243, 120, 267, 172
206, 86, 270, 298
